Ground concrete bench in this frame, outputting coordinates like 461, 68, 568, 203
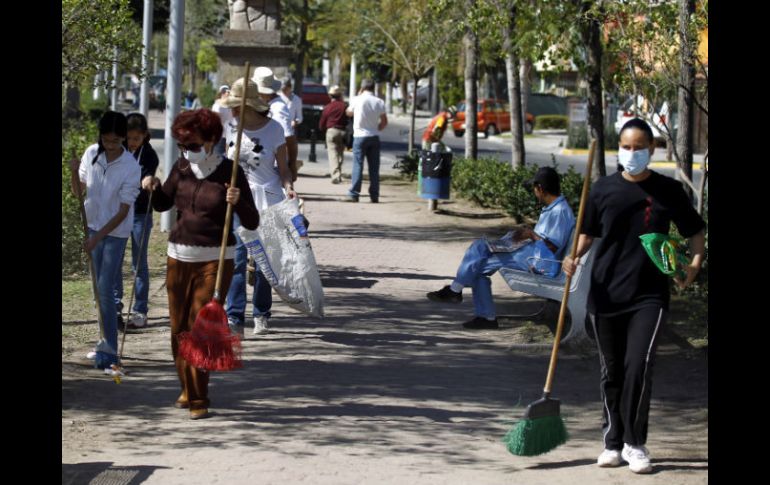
498, 240, 597, 346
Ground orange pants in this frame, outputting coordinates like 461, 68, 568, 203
166, 257, 234, 411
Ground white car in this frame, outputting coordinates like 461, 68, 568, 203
615, 96, 676, 141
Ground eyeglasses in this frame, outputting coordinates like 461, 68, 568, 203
177, 142, 204, 152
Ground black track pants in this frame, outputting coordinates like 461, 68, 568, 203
591, 305, 667, 449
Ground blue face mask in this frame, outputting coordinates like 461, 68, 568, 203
618, 148, 651, 175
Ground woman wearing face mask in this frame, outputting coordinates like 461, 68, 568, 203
142, 108, 259, 420
562, 118, 705, 474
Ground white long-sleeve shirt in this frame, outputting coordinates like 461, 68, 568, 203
79, 144, 141, 238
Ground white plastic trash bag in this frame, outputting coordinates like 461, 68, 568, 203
237, 198, 324, 317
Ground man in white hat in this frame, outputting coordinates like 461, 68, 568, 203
318, 85, 348, 184
252, 67, 300, 182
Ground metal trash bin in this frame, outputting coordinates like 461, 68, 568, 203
419, 147, 452, 200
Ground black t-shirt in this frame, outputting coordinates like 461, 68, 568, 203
133, 143, 160, 215
582, 171, 705, 315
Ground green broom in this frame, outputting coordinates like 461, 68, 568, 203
503, 139, 596, 456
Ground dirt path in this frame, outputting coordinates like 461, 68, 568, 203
62, 173, 707, 484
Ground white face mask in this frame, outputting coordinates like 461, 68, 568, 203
184, 147, 210, 164
618, 148, 651, 175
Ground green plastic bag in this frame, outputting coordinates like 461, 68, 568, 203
639, 233, 689, 279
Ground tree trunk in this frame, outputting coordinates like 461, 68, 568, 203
676, 0, 695, 201
431, 67, 440, 112
504, 6, 525, 168
294, 0, 309, 95
579, 0, 606, 179
400, 74, 408, 115
464, 2, 479, 160
64, 86, 81, 119
519, 59, 531, 125
409, 75, 418, 154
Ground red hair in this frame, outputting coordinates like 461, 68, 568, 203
172, 109, 223, 144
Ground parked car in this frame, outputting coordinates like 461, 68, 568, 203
300, 82, 331, 109
614, 96, 676, 143
415, 85, 430, 110
452, 99, 535, 138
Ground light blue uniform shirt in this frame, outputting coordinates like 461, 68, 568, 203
533, 195, 576, 258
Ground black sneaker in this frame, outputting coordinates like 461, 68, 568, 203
426, 285, 463, 304
117, 313, 125, 333
462, 317, 499, 329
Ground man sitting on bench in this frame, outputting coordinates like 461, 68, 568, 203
426, 166, 575, 329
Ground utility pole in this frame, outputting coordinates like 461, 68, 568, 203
140, 0, 154, 116
161, 0, 185, 232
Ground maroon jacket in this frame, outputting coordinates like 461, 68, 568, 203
152, 157, 259, 249
318, 99, 348, 131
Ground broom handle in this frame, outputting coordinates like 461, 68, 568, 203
213, 62, 251, 302
118, 190, 153, 362
69, 151, 106, 340
543, 139, 596, 396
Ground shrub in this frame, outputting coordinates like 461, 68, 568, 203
62, 118, 98, 277
535, 115, 568, 130
394, 150, 420, 181
197, 82, 217, 111
566, 122, 589, 149
451, 157, 584, 224
604, 125, 620, 149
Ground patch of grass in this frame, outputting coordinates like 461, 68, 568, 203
62, 218, 169, 323
61, 279, 95, 322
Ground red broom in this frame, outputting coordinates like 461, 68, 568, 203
177, 62, 252, 371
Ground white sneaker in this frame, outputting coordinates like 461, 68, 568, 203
86, 350, 97, 360
253, 315, 269, 335
622, 444, 653, 474
228, 317, 244, 337
597, 449, 622, 467
127, 312, 147, 328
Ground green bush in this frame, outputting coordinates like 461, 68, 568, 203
395, 150, 420, 181
198, 82, 216, 111
604, 125, 619, 149
62, 118, 98, 277
535, 115, 568, 130
566, 122, 589, 149
451, 157, 584, 223
79, 86, 109, 121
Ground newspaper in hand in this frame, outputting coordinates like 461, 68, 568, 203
484, 230, 532, 253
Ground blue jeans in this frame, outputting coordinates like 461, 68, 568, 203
454, 239, 537, 319
89, 231, 128, 364
115, 211, 153, 314
348, 136, 380, 201
225, 214, 272, 324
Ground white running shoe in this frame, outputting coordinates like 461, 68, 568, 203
86, 350, 97, 360
597, 448, 622, 467
253, 315, 269, 335
622, 444, 653, 474
127, 312, 147, 329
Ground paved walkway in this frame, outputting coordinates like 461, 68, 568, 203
62, 131, 708, 484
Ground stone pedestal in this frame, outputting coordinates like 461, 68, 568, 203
215, 30, 294, 85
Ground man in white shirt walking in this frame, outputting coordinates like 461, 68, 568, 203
280, 78, 303, 131
344, 79, 388, 203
